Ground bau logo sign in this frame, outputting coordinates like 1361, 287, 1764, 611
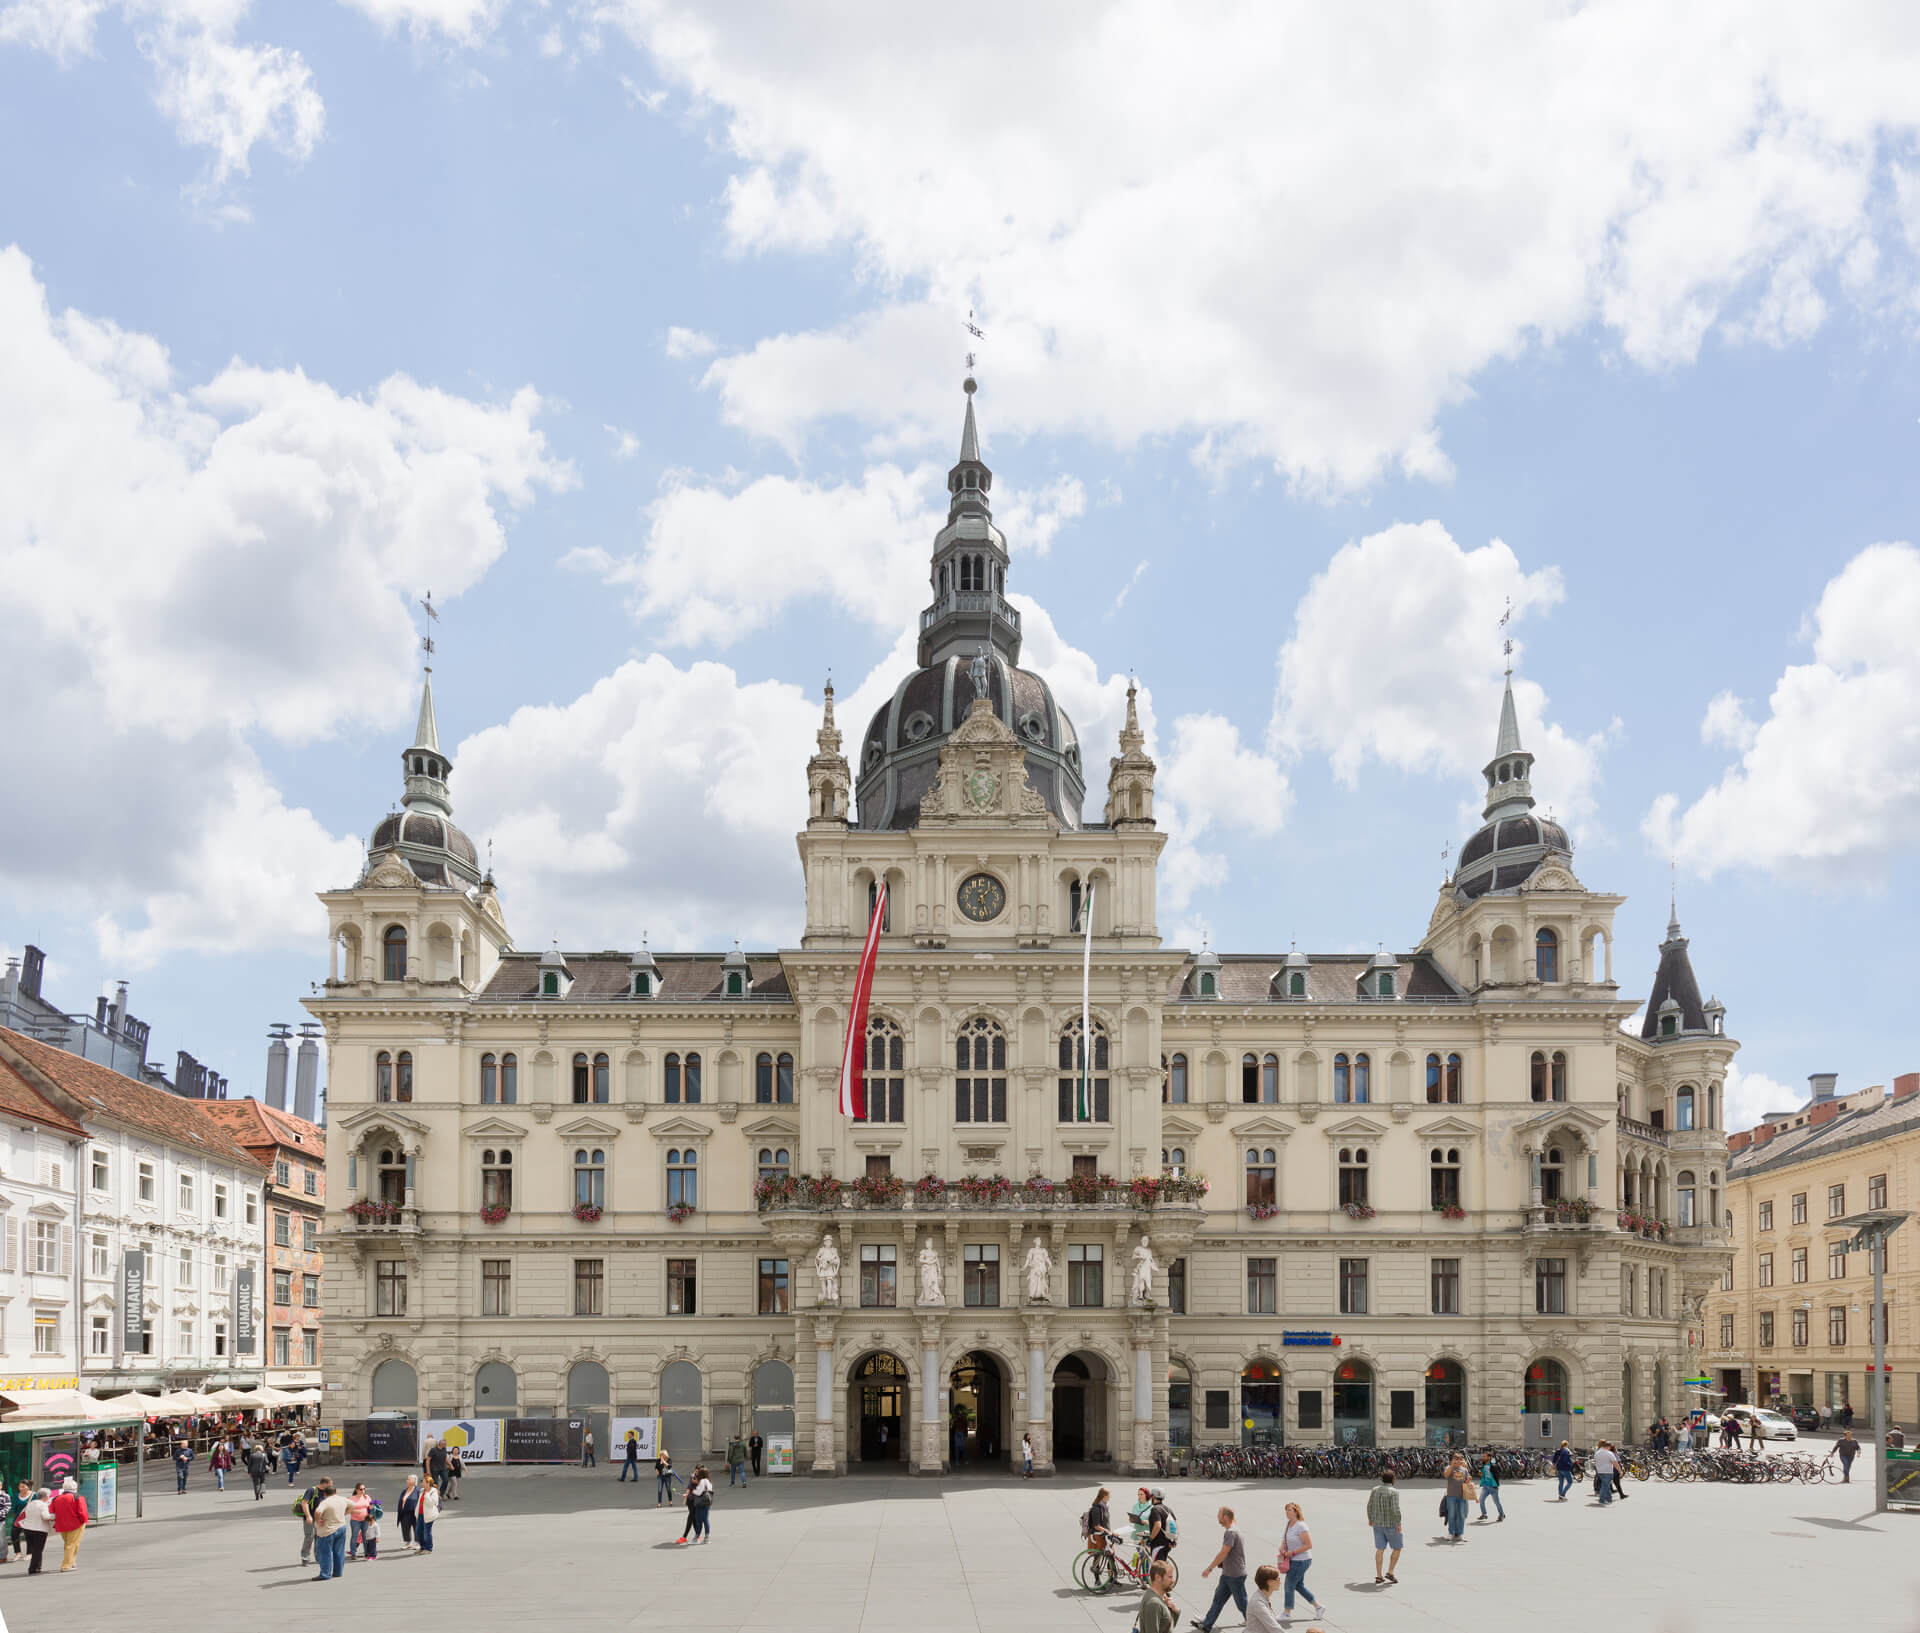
423, 1418, 502, 1463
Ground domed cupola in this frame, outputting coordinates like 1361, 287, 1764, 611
1451, 671, 1571, 903
365, 669, 484, 890
856, 376, 1087, 830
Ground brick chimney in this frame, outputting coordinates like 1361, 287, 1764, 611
1727, 1129, 1753, 1153
1809, 1100, 1844, 1129
1752, 1123, 1777, 1147
1893, 1072, 1920, 1103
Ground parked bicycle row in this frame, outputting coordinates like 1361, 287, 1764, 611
1161, 1439, 1859, 1485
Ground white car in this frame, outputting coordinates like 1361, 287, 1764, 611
1723, 1405, 1798, 1441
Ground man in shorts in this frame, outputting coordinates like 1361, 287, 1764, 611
1366, 1468, 1403, 1584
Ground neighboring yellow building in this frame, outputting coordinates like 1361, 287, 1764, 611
1714, 1071, 1920, 1425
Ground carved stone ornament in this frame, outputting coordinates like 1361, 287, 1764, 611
1527, 862, 1583, 893
363, 850, 416, 889
965, 769, 1000, 811
913, 698, 1056, 830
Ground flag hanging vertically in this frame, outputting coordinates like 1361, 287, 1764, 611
838, 880, 887, 1118
1077, 882, 1095, 1121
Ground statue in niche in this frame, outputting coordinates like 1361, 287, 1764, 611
1022, 1235, 1053, 1303
918, 1238, 944, 1305
1130, 1236, 1158, 1305
814, 1233, 842, 1305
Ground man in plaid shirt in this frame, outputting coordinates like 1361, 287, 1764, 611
1366, 1469, 1404, 1585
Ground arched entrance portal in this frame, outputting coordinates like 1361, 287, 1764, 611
949, 1351, 1006, 1467
1052, 1353, 1111, 1463
851, 1352, 909, 1463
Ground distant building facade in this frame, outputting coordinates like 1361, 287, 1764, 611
0, 1052, 86, 1392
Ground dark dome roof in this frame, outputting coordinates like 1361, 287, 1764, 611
857, 651, 1084, 830
369, 810, 482, 888
1453, 812, 1573, 902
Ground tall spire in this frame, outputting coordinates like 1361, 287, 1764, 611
413, 667, 441, 753
1480, 671, 1535, 820
958, 374, 981, 463
1493, 672, 1523, 758
400, 666, 453, 820
807, 677, 851, 827
918, 373, 1017, 667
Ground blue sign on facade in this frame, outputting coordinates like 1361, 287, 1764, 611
1281, 1331, 1335, 1347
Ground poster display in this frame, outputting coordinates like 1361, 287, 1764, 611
503, 1417, 585, 1463
343, 1419, 419, 1463
233, 1266, 256, 1354
609, 1417, 658, 1460
764, 1434, 794, 1474
423, 1419, 502, 1463
78, 1462, 117, 1521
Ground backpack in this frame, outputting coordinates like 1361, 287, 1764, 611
367, 1499, 384, 1522
293, 1486, 317, 1518
1162, 1509, 1178, 1543
1079, 1507, 1092, 1539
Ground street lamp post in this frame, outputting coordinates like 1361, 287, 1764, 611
1838, 1209, 1908, 1514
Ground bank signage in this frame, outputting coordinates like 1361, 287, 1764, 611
1281, 1331, 1339, 1347
121, 1250, 144, 1354
233, 1267, 256, 1353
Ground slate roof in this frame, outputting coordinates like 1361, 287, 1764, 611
478, 954, 793, 1003
1165, 954, 1464, 1003
1641, 930, 1709, 1038
0, 1054, 87, 1137
0, 1028, 264, 1168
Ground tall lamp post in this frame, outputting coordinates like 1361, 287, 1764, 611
1837, 1209, 1908, 1513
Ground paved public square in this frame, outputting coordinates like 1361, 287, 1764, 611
1, 1450, 1914, 1633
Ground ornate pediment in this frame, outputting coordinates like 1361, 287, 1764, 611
1229, 1115, 1295, 1139
914, 699, 1056, 829
1525, 858, 1584, 893
1417, 1116, 1481, 1141
553, 1116, 622, 1141
1159, 1114, 1205, 1138
646, 1116, 712, 1142
337, 1105, 431, 1141
742, 1114, 801, 1141
361, 849, 417, 889
464, 1118, 526, 1140
1321, 1114, 1390, 1140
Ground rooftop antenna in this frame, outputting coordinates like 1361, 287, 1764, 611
420, 591, 438, 622
1441, 840, 1451, 883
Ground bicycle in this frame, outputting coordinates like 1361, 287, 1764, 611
1074, 1535, 1179, 1594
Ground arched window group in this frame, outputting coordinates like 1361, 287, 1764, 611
1245, 1147, 1277, 1208
479, 1052, 518, 1105
665, 1052, 702, 1105
867, 880, 891, 933
481, 1148, 512, 1209
1333, 1052, 1370, 1104
375, 1147, 406, 1204
1164, 1053, 1188, 1104
1425, 1052, 1462, 1104
1338, 1147, 1370, 1207
1058, 1018, 1110, 1123
573, 1052, 610, 1104
1429, 1147, 1461, 1209
1241, 1053, 1279, 1104
1539, 1146, 1566, 1203
1676, 1085, 1696, 1130
376, 1050, 413, 1103
956, 1017, 1008, 1124
382, 924, 407, 982
1162, 1146, 1187, 1178
573, 1148, 606, 1208
757, 1147, 790, 1184
665, 1148, 697, 1209
1677, 1170, 1696, 1226
862, 1018, 905, 1123
1530, 1051, 1567, 1103
755, 1052, 795, 1105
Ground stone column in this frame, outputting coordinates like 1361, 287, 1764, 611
1130, 1311, 1155, 1472
1024, 1312, 1051, 1474
811, 1317, 838, 1475
919, 1314, 944, 1474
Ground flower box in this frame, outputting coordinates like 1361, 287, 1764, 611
852, 1172, 905, 1208
1342, 1202, 1376, 1220
572, 1202, 603, 1223
479, 1204, 510, 1225
958, 1175, 1012, 1206
1434, 1204, 1466, 1221
348, 1200, 402, 1225
666, 1204, 694, 1224
1248, 1203, 1279, 1222
913, 1175, 948, 1206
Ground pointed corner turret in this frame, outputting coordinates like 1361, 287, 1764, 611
1642, 899, 1711, 1041
807, 677, 852, 828
1105, 675, 1156, 827
959, 373, 981, 464
1481, 672, 1534, 820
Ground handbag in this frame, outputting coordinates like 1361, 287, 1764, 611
1438, 1496, 1448, 1518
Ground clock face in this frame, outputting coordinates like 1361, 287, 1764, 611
956, 872, 1006, 923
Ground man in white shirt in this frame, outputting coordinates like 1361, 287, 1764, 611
310, 1479, 351, 1579
1592, 1442, 1618, 1505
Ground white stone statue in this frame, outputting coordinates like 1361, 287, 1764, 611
1130, 1235, 1158, 1305
1022, 1235, 1053, 1303
814, 1234, 842, 1305
917, 1239, 944, 1305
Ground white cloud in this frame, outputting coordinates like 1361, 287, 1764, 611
595, 4, 1920, 488
664, 325, 717, 359
338, 0, 504, 44
0, 0, 110, 58
1270, 520, 1607, 831
1106, 559, 1148, 619
0, 246, 569, 962
1156, 713, 1293, 913
1645, 541, 1920, 881
1725, 1062, 1801, 1133
604, 423, 641, 460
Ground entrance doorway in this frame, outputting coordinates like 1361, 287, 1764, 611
1051, 1353, 1110, 1462
1424, 1360, 1465, 1446
1240, 1361, 1282, 1445
1718, 1367, 1746, 1405
949, 1351, 1005, 1467
1331, 1359, 1374, 1446
854, 1352, 908, 1462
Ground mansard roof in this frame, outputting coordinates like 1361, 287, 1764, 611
477, 953, 791, 1003
1165, 952, 1464, 1003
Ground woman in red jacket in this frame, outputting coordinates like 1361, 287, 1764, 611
51, 1478, 88, 1573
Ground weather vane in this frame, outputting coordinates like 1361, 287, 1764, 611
1499, 597, 1513, 674
420, 590, 439, 668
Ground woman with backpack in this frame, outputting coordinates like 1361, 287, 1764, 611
1084, 1486, 1113, 1548
347, 1481, 373, 1559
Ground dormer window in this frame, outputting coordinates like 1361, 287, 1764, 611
727, 970, 746, 997
633, 971, 652, 998
1288, 970, 1306, 998
1535, 928, 1559, 983
1376, 971, 1395, 998
1198, 971, 1216, 998
542, 971, 560, 996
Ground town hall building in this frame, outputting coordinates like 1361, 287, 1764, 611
311, 378, 1735, 1472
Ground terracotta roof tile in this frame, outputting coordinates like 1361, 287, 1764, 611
0, 1028, 264, 1168
201, 1098, 325, 1156
0, 1056, 87, 1137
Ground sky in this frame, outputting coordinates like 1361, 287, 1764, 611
3, 1, 1919, 1131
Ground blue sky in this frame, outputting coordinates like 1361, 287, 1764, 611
3, 2, 1918, 1128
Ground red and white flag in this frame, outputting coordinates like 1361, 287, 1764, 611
837, 880, 886, 1118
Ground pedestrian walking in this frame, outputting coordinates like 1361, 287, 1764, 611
727, 1432, 750, 1487
1022, 1432, 1035, 1477
1366, 1468, 1403, 1582
749, 1431, 764, 1477
1841, 1403, 1854, 1431
678, 1463, 701, 1542
1476, 1454, 1505, 1521
397, 1475, 420, 1550
51, 1478, 88, 1573
677, 1465, 713, 1544
1747, 1415, 1764, 1453
1277, 1502, 1324, 1622
1838, 1429, 1860, 1483
210, 1439, 233, 1492
10, 1478, 30, 1562
416, 1477, 441, 1554
582, 1427, 596, 1469
1246, 1565, 1285, 1633
172, 1437, 193, 1494
1593, 1442, 1618, 1505
1608, 1440, 1629, 1502
347, 1482, 372, 1559
1137, 1558, 1179, 1633
246, 1441, 270, 1501
0, 1482, 11, 1565
294, 1480, 323, 1566
427, 1436, 450, 1498
1190, 1505, 1248, 1632
311, 1480, 350, 1580
283, 1428, 305, 1484
1552, 1439, 1575, 1500
1441, 1452, 1471, 1540
656, 1448, 677, 1506
447, 1446, 464, 1500
18, 1487, 52, 1575
621, 1429, 641, 1482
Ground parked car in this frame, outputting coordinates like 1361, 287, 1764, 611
1724, 1404, 1798, 1441
1790, 1405, 1824, 1431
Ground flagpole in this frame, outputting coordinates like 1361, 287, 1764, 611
1080, 883, 1094, 1121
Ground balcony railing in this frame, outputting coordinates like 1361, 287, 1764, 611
1616, 1115, 1668, 1144
757, 1173, 1209, 1213
343, 1201, 420, 1232
919, 591, 1023, 636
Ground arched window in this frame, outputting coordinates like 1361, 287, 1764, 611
1069, 879, 1084, 933
572, 1052, 610, 1104
1245, 1147, 1276, 1208
1058, 1017, 1110, 1123
665, 1052, 701, 1105
868, 880, 891, 933
666, 1147, 697, 1209
1163, 1147, 1186, 1178
1241, 1053, 1278, 1104
1338, 1147, 1370, 1207
1198, 969, 1217, 998
499, 1052, 517, 1105
1530, 1051, 1567, 1103
758, 1147, 790, 1185
376, 1051, 392, 1102
1524, 1358, 1568, 1415
1708, 1171, 1720, 1226
383, 924, 408, 982
1430, 1147, 1461, 1209
371, 1357, 417, 1410
956, 1017, 1008, 1124
375, 1147, 406, 1204
1424, 1052, 1462, 1104
1288, 968, 1307, 998
756, 1052, 773, 1103
1677, 1170, 1696, 1226
1535, 927, 1559, 983
574, 1148, 605, 1209
862, 1017, 905, 1123
1165, 1053, 1188, 1104
1352, 1052, 1370, 1104
1334, 1053, 1350, 1103
476, 1360, 517, 1414
480, 1053, 498, 1104
1676, 1086, 1696, 1131
482, 1148, 512, 1210
377, 1050, 413, 1103
1539, 1146, 1565, 1203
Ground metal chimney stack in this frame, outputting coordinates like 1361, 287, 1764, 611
1808, 1072, 1839, 1103
266, 1023, 292, 1110
294, 1024, 322, 1123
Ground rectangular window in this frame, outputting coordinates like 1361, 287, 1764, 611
303, 1328, 318, 1367
90, 1315, 109, 1356
668, 1259, 697, 1315
1869, 1173, 1887, 1210
758, 1257, 790, 1315
303, 1274, 320, 1308
1829, 1242, 1848, 1279
1535, 1257, 1567, 1315
302, 1218, 317, 1252
1791, 1192, 1807, 1225
1338, 1153, 1370, 1208
1389, 1389, 1415, 1430
1620, 1266, 1635, 1315
31, 1220, 58, 1275
89, 1233, 108, 1278
1204, 1389, 1231, 1430
1297, 1390, 1323, 1430
212, 1323, 227, 1358
275, 1160, 290, 1187
273, 1270, 292, 1305
138, 1160, 154, 1203
213, 1182, 228, 1219
304, 1169, 318, 1196
375, 1260, 407, 1317
245, 1192, 258, 1226
177, 1319, 193, 1356
273, 1211, 290, 1247
1791, 1247, 1808, 1284
1828, 1184, 1846, 1219
1757, 1253, 1773, 1288
34, 1315, 57, 1355
1247, 1256, 1276, 1314
864, 1154, 891, 1180
1429, 1160, 1460, 1209
214, 1252, 228, 1292
1720, 1313, 1735, 1348
1168, 1257, 1187, 1315
178, 1173, 194, 1213
1431, 1257, 1460, 1316
1759, 1311, 1775, 1348
1792, 1307, 1808, 1347
1758, 1200, 1773, 1231
1829, 1306, 1847, 1346
273, 1328, 290, 1367
482, 1259, 511, 1316
860, 1244, 897, 1308
1338, 1257, 1368, 1316
1245, 1151, 1276, 1208
963, 1245, 1000, 1308
1721, 1265, 1733, 1292
90, 1149, 109, 1191
574, 1258, 604, 1317
1068, 1243, 1104, 1308
173, 1245, 192, 1286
